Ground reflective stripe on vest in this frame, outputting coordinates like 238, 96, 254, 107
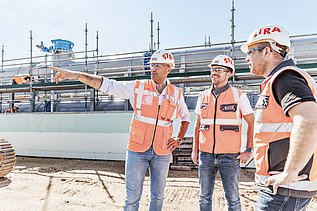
132, 113, 173, 127
200, 118, 241, 125
254, 122, 294, 133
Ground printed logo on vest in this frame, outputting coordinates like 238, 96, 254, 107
200, 103, 208, 109
142, 95, 153, 106
199, 125, 210, 131
255, 96, 269, 109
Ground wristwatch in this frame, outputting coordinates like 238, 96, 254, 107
175, 138, 182, 143
246, 147, 253, 153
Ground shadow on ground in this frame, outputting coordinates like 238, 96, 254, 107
14, 156, 255, 182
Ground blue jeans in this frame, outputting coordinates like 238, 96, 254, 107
124, 147, 172, 211
256, 189, 312, 211
199, 152, 241, 211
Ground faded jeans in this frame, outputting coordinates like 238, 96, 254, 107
256, 189, 312, 211
199, 152, 241, 211
124, 147, 172, 211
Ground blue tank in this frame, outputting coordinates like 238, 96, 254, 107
51, 39, 74, 51
38, 39, 74, 52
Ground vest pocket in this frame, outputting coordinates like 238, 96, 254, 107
160, 99, 176, 121
220, 125, 239, 132
162, 126, 173, 148
220, 103, 237, 112
130, 120, 147, 144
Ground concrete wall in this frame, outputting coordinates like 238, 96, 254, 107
0, 112, 195, 160
0, 111, 252, 167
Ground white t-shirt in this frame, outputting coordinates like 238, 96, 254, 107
99, 77, 190, 122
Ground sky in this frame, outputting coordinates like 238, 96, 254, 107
0, 0, 316, 59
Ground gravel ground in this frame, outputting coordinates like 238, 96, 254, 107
0, 156, 316, 211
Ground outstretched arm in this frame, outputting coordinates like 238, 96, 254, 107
49, 66, 103, 90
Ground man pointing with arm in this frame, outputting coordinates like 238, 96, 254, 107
50, 49, 190, 211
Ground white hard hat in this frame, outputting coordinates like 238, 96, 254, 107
150, 49, 175, 69
241, 24, 291, 57
208, 55, 235, 73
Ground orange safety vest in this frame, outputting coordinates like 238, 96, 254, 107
128, 80, 182, 155
254, 66, 317, 191
199, 86, 243, 154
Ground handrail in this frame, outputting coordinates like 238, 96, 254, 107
1, 33, 317, 112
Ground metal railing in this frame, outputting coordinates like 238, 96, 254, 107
1, 33, 317, 113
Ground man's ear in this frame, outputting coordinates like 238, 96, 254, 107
228, 71, 234, 78
167, 67, 172, 74
263, 47, 272, 59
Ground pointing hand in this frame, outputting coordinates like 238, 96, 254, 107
49, 66, 79, 84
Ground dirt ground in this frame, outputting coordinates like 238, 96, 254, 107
0, 157, 316, 211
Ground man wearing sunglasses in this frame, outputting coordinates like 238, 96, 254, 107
49, 49, 190, 211
191, 54, 255, 210
241, 24, 317, 210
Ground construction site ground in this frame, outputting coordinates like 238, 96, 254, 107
0, 157, 316, 211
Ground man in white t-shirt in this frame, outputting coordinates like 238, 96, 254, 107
191, 55, 254, 211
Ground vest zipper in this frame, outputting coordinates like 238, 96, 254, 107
151, 105, 161, 144
212, 96, 218, 154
